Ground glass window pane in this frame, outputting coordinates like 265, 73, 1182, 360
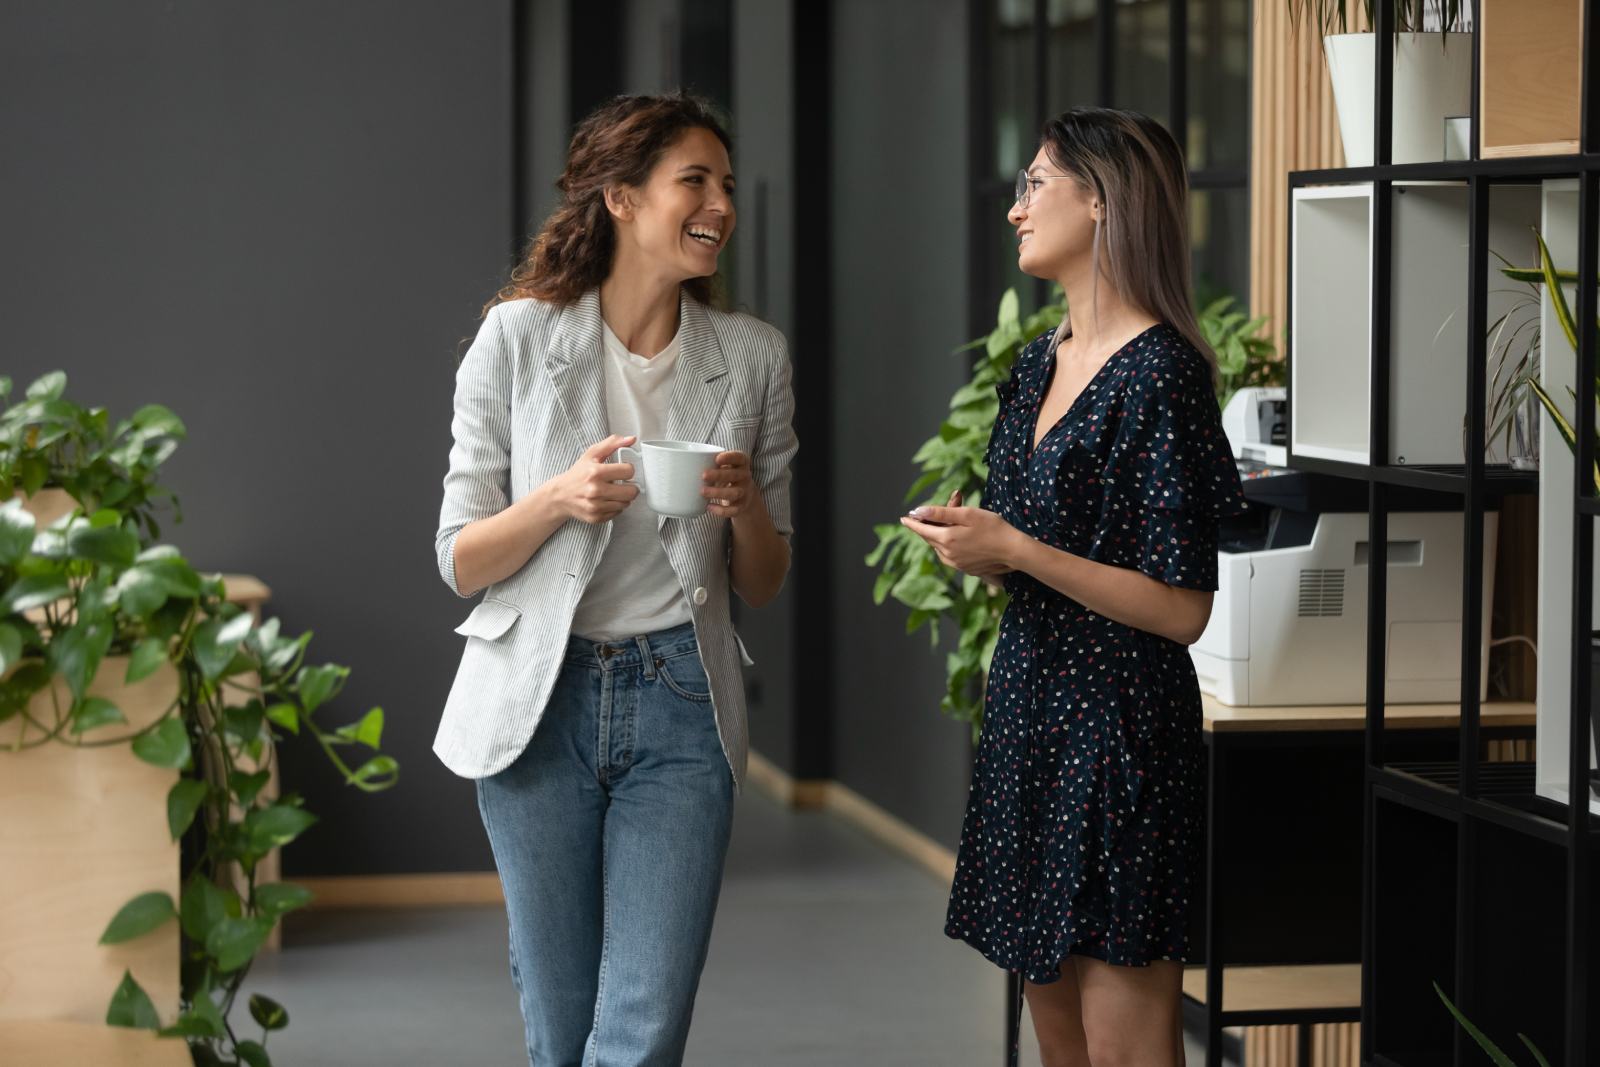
981, 192, 1038, 326
1046, 0, 1098, 116
991, 0, 1038, 182
1113, 0, 1169, 126
1186, 0, 1250, 171
1190, 185, 1250, 308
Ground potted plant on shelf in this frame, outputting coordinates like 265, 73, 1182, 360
1287, 0, 1473, 166
0, 371, 398, 1067
865, 289, 1281, 732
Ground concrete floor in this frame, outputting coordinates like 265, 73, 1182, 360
239, 789, 1212, 1065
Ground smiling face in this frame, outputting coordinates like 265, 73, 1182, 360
1008, 144, 1100, 281
607, 126, 735, 284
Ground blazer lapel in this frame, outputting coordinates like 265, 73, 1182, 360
662, 292, 731, 447
544, 289, 609, 452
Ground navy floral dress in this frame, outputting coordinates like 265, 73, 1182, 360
944, 322, 1248, 982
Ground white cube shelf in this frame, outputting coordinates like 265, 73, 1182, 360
1534, 178, 1600, 816
1290, 183, 1543, 467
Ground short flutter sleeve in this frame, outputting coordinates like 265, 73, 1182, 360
1102, 343, 1247, 591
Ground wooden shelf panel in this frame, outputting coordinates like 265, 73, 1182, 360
1480, 0, 1583, 158
1203, 696, 1535, 734
0, 1019, 191, 1067
1182, 964, 1361, 1013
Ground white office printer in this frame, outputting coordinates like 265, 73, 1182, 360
1189, 387, 1495, 706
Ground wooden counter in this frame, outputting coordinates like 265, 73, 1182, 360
1203, 694, 1536, 734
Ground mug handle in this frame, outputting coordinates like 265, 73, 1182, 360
616, 446, 645, 493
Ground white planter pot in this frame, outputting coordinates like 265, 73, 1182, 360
1323, 32, 1473, 166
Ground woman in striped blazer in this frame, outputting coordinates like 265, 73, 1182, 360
433, 92, 797, 1067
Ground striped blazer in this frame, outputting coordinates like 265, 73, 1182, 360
433, 287, 797, 787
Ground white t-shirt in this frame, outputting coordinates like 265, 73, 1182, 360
569, 320, 694, 641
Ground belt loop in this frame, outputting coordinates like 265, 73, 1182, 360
636, 634, 657, 678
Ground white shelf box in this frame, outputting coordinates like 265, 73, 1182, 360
1290, 183, 1542, 467
1534, 178, 1600, 816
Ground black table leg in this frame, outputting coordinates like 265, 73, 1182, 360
1205, 737, 1225, 1067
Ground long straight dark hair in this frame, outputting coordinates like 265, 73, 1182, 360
1039, 107, 1216, 380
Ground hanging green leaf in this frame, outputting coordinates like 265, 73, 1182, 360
72, 696, 126, 733
105, 970, 161, 1030
99, 891, 177, 944
166, 778, 208, 840
131, 717, 192, 770
249, 993, 289, 1032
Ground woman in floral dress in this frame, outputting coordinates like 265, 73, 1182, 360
902, 107, 1247, 1066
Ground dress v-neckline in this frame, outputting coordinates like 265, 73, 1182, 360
1027, 324, 1162, 457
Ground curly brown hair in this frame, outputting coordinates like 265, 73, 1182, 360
488, 92, 732, 312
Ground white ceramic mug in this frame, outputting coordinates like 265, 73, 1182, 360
618, 440, 723, 518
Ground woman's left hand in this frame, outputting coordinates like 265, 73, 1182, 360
703, 450, 761, 520
900, 502, 1023, 577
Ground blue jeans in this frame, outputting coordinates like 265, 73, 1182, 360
475, 622, 736, 1067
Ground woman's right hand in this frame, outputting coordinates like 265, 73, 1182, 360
548, 434, 641, 524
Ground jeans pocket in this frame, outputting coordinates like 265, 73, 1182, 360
655, 651, 713, 702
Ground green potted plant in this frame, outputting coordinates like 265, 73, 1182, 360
0, 372, 398, 1067
1287, 0, 1472, 166
865, 288, 1281, 733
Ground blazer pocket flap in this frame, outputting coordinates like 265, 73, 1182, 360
725, 411, 761, 429
454, 599, 522, 641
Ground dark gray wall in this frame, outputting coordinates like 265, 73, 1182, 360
827, 0, 975, 848
1, 1, 513, 876
728, 0, 799, 773
524, 0, 570, 229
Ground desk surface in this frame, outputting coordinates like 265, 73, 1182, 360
1203, 694, 1536, 734
1182, 964, 1362, 1012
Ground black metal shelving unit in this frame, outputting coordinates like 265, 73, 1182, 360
1282, 2, 1600, 1063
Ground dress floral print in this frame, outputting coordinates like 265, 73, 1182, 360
944, 323, 1248, 983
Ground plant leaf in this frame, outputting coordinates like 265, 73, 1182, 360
131, 717, 191, 770
296, 663, 347, 716
1518, 1032, 1553, 1067
180, 873, 240, 943
105, 970, 161, 1030
351, 754, 399, 786
206, 916, 274, 973
237, 1040, 274, 1067
166, 778, 208, 840
72, 696, 126, 734
255, 881, 315, 919
244, 803, 318, 851
65, 521, 139, 568
1433, 981, 1518, 1067
249, 993, 289, 1032
124, 636, 168, 683
100, 891, 177, 944
0, 574, 70, 614
50, 617, 114, 701
0, 499, 35, 567
335, 706, 384, 749
0, 621, 25, 676
1536, 229, 1580, 353
264, 701, 300, 734
25, 371, 67, 401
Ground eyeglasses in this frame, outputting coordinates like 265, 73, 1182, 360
1014, 169, 1073, 209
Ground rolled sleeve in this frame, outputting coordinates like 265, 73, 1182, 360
435, 306, 513, 597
